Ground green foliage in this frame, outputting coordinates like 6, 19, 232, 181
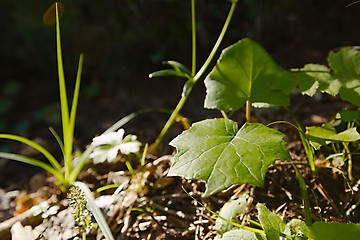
215, 203, 360, 240
204, 38, 295, 111
329, 47, 360, 106
215, 194, 248, 235
0, 3, 84, 191
296, 47, 360, 106
306, 125, 360, 148
169, 118, 290, 197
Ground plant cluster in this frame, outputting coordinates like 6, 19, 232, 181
0, 1, 359, 239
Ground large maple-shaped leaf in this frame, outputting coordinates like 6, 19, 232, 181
168, 118, 291, 197
204, 38, 295, 111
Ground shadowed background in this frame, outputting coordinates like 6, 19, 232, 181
0, 0, 359, 157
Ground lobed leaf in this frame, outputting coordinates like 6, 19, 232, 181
204, 38, 295, 111
169, 118, 291, 197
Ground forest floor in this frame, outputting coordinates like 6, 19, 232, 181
0, 92, 359, 239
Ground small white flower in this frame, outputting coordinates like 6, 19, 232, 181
90, 129, 141, 164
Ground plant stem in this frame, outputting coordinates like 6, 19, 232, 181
193, 0, 237, 83
191, 0, 196, 77
292, 163, 312, 226
151, 96, 187, 152
246, 98, 251, 123
285, 107, 317, 174
342, 142, 353, 182
151, 0, 238, 153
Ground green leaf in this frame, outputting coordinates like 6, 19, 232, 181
216, 194, 248, 234
149, 69, 190, 79
294, 64, 340, 96
0, 152, 64, 183
204, 38, 295, 111
328, 47, 360, 106
257, 204, 289, 240
288, 219, 311, 240
0, 133, 62, 171
169, 118, 291, 197
164, 60, 191, 75
306, 125, 360, 146
337, 109, 360, 123
308, 221, 360, 240
149, 60, 191, 79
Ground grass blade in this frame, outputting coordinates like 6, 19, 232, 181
0, 133, 62, 171
0, 152, 64, 182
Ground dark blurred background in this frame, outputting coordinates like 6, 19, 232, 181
0, 0, 359, 152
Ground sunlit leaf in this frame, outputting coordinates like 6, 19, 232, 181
257, 204, 290, 240
204, 38, 295, 111
295, 64, 340, 96
328, 47, 360, 106
169, 118, 291, 197
308, 222, 360, 240
306, 125, 360, 147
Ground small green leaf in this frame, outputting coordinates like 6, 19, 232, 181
149, 60, 191, 79
169, 118, 291, 197
149, 69, 189, 79
294, 64, 340, 96
328, 47, 360, 106
164, 60, 191, 75
216, 194, 248, 234
288, 219, 311, 240
308, 221, 360, 240
306, 125, 360, 146
204, 38, 295, 111
257, 204, 289, 240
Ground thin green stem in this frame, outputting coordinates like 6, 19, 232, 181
191, 0, 196, 76
342, 142, 353, 182
151, 96, 187, 152
182, 186, 264, 234
151, 0, 238, 153
284, 107, 317, 174
193, 0, 237, 82
292, 163, 312, 226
